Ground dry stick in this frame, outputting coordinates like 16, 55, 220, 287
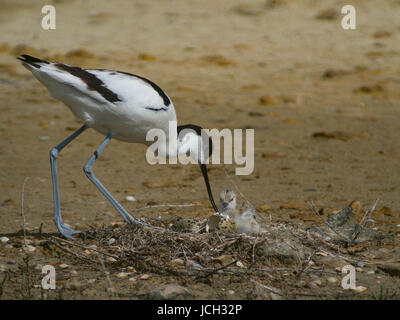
308, 201, 351, 244
97, 253, 114, 293
50, 236, 119, 260
196, 259, 238, 280
21, 176, 29, 246
125, 250, 186, 278
132, 203, 200, 213
47, 240, 97, 264
296, 249, 318, 280
252, 236, 259, 264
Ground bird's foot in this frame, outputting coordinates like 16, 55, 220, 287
55, 221, 82, 240
125, 212, 151, 227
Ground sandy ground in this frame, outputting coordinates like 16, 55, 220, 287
0, 0, 399, 300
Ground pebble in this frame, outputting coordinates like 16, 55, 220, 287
106, 257, 117, 263
308, 279, 322, 288
103, 211, 114, 217
351, 286, 367, 293
125, 196, 136, 202
327, 277, 338, 284
116, 272, 129, 279
367, 270, 375, 274
140, 274, 151, 280
87, 279, 96, 284
70, 270, 78, 276
24, 245, 36, 253
149, 284, 192, 299
39, 136, 49, 141
59, 264, 69, 269
7, 260, 16, 265
0, 237, 9, 243
0, 264, 7, 271
236, 261, 245, 268
108, 238, 116, 245
356, 267, 363, 273
4, 244, 13, 249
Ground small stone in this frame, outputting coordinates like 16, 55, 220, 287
128, 277, 136, 282
106, 257, 117, 263
351, 286, 367, 293
103, 211, 113, 217
59, 264, 69, 269
367, 270, 375, 275
140, 274, 151, 280
236, 261, 245, 268
327, 277, 338, 284
39, 136, 49, 141
87, 279, 96, 284
125, 196, 136, 202
356, 267, 363, 273
70, 270, 78, 276
116, 272, 129, 279
0, 237, 9, 243
7, 260, 16, 265
4, 244, 13, 249
108, 238, 116, 245
24, 245, 36, 253
308, 279, 323, 288
227, 290, 235, 295
149, 284, 192, 299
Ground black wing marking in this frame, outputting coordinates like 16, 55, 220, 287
55, 64, 122, 103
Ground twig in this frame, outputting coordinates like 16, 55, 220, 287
21, 176, 29, 246
50, 236, 119, 259
46, 240, 96, 264
196, 259, 238, 280
132, 203, 200, 213
97, 253, 114, 293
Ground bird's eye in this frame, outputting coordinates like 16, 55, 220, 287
229, 198, 234, 202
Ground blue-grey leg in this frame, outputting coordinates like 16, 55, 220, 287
83, 133, 149, 227
50, 124, 87, 239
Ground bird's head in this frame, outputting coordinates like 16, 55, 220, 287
177, 124, 218, 213
219, 189, 237, 212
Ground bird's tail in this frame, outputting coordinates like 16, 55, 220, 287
17, 54, 50, 70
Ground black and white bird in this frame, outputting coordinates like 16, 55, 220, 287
18, 54, 218, 239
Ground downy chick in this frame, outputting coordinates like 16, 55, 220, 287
219, 190, 260, 234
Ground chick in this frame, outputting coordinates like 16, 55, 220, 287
219, 190, 260, 234
219, 189, 239, 219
